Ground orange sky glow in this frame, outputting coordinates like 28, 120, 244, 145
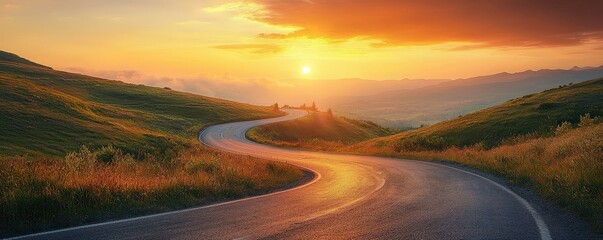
2, 0, 603, 101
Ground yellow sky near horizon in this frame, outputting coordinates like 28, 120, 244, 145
2, 0, 603, 84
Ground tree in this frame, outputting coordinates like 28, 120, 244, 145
311, 101, 317, 111
327, 108, 333, 116
272, 103, 280, 112
300, 103, 306, 109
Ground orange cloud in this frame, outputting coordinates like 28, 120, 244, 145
214, 43, 284, 54
248, 0, 603, 48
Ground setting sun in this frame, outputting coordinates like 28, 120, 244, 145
302, 66, 311, 75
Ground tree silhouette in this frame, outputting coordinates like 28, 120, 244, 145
311, 102, 317, 111
327, 108, 333, 116
272, 103, 280, 112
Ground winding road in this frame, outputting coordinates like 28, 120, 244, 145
15, 109, 590, 239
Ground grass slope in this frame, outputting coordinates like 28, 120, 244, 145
0, 51, 299, 237
364, 78, 603, 150
247, 111, 394, 151
0, 53, 283, 156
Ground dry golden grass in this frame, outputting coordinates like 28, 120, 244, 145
0, 144, 303, 237
250, 113, 603, 231
347, 122, 603, 231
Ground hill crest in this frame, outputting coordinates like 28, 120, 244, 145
0, 50, 51, 69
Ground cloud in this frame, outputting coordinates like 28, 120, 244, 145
175, 20, 209, 26
1, 2, 19, 13
203, 1, 269, 18
244, 0, 603, 48
64, 68, 281, 105
213, 43, 284, 54
65, 67, 386, 107
3, 3, 18, 9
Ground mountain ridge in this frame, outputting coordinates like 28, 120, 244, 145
326, 65, 603, 128
0, 50, 51, 69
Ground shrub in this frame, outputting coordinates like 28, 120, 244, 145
555, 121, 573, 136
97, 146, 136, 165
579, 113, 600, 127
96, 145, 120, 163
64, 145, 96, 172
472, 141, 487, 151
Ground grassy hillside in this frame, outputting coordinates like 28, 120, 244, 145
0, 51, 300, 237
247, 111, 394, 151
0, 52, 283, 156
353, 118, 603, 232
361, 78, 603, 150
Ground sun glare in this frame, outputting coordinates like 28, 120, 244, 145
302, 66, 311, 75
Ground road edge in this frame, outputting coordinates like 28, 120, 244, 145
8, 114, 319, 240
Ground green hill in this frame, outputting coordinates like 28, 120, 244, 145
0, 51, 300, 237
361, 78, 603, 151
247, 111, 394, 150
0, 51, 282, 156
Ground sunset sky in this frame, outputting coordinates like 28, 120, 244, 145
2, 0, 603, 101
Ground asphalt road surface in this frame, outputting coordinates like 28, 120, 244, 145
14, 109, 594, 239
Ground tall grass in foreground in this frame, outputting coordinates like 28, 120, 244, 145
355, 121, 603, 231
0, 144, 303, 237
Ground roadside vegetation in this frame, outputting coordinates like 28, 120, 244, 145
249, 78, 603, 231
0, 51, 301, 237
355, 115, 602, 231
0, 143, 302, 237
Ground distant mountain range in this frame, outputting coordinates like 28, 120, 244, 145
324, 66, 603, 128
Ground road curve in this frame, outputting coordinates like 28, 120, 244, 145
16, 109, 566, 239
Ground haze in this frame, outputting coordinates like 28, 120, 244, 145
2, 0, 603, 105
